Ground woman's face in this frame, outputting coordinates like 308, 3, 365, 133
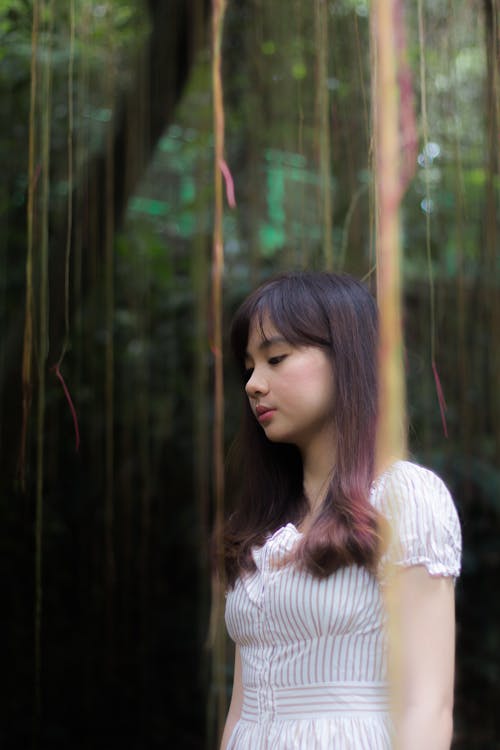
244, 316, 336, 454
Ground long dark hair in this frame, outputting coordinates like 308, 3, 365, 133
221, 272, 381, 586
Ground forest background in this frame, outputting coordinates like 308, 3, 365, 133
1, 0, 499, 748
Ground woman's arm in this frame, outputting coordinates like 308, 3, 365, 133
390, 566, 456, 750
220, 644, 243, 750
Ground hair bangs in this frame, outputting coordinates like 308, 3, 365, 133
230, 275, 331, 376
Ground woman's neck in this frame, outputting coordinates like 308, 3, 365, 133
300, 432, 336, 517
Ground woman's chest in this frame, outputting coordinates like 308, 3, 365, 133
226, 563, 384, 646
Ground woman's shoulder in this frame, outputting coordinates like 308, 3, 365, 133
372, 459, 462, 579
372, 459, 454, 507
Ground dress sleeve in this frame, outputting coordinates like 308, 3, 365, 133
375, 461, 462, 580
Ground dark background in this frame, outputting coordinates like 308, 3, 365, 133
1, 1, 499, 747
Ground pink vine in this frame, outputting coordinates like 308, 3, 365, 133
219, 158, 236, 208
432, 360, 448, 438
52, 363, 80, 451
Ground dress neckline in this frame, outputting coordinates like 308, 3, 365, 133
273, 465, 401, 539
268, 522, 303, 540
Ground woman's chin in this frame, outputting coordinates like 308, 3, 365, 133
262, 427, 295, 445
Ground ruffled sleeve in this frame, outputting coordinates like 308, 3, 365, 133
373, 461, 462, 581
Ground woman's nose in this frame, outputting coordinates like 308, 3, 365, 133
245, 368, 269, 398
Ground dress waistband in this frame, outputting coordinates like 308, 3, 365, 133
241, 682, 390, 722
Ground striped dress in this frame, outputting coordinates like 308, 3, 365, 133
225, 461, 462, 749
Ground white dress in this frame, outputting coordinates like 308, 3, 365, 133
225, 461, 462, 749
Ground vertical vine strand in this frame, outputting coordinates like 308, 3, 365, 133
448, 0, 469, 457
367, 5, 378, 274
493, 1, 500, 467
63, 0, 75, 360
35, 0, 54, 740
485, 0, 500, 465
417, 0, 448, 436
371, 0, 406, 731
293, 0, 306, 266
73, 1, 86, 410
51, 0, 80, 451
354, 11, 370, 152
314, 0, 333, 270
417, 0, 432, 349
374, 0, 406, 470
191, 168, 211, 748
211, 0, 227, 742
26, 0, 39, 732
20, 0, 40, 491
104, 42, 116, 673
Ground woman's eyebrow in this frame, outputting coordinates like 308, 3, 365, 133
245, 336, 288, 359
259, 336, 288, 350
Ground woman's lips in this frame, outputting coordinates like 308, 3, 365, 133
255, 406, 276, 423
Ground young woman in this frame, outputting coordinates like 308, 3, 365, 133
218, 272, 461, 750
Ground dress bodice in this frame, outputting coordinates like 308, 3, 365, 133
224, 461, 462, 749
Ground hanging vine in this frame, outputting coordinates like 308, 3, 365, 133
104, 35, 116, 673
51, 0, 80, 451
371, 0, 408, 735
447, 0, 469, 462
20, 0, 40, 492
210, 0, 229, 744
34, 0, 55, 738
372, 0, 407, 470
484, 0, 500, 466
314, 0, 333, 270
417, 0, 449, 438
25, 0, 40, 734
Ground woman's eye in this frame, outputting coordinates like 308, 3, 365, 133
269, 355, 286, 366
